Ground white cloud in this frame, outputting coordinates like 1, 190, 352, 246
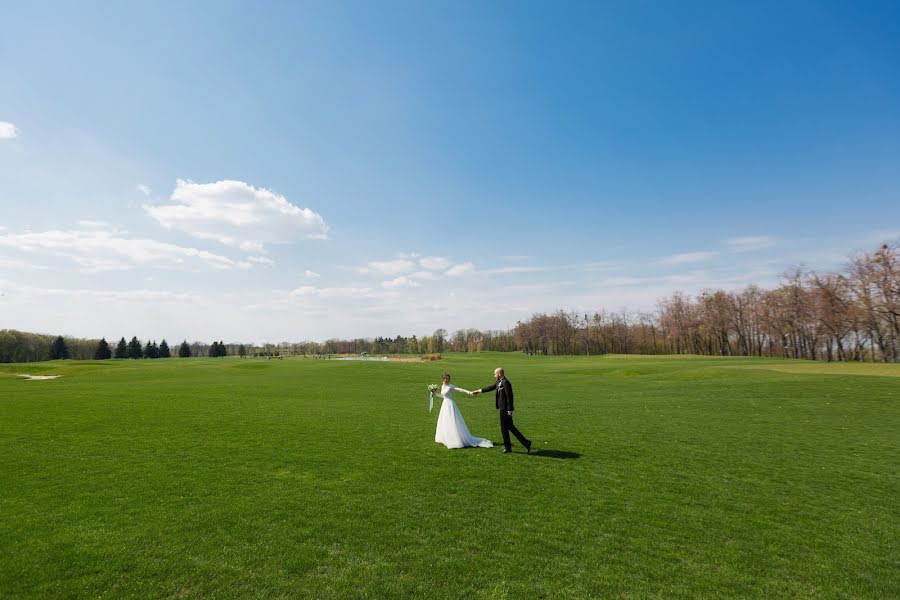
0, 277, 197, 303
725, 236, 776, 252
0, 226, 247, 272
483, 266, 552, 275
144, 179, 328, 251
409, 270, 438, 280
601, 276, 647, 287
358, 255, 559, 279
420, 256, 450, 270
0, 256, 47, 270
446, 262, 475, 277
662, 272, 709, 284
0, 121, 18, 139
304, 270, 321, 278
579, 261, 625, 272
247, 256, 275, 266
358, 258, 416, 275
77, 220, 115, 229
382, 276, 420, 289
359, 254, 559, 279
658, 251, 717, 266
137, 184, 152, 197
290, 286, 373, 298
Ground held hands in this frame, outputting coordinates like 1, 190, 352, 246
470, 390, 480, 397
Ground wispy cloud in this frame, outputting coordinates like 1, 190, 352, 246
77, 219, 115, 229
136, 183, 152, 197
382, 276, 420, 289
445, 262, 475, 277
0, 277, 197, 303
0, 225, 249, 272
0, 121, 18, 139
358, 258, 416, 275
482, 265, 553, 275
0, 256, 47, 270
725, 236, 776, 252
290, 286, 373, 298
600, 276, 647, 287
144, 179, 328, 252
355, 253, 627, 284
579, 261, 626, 272
657, 251, 717, 265
662, 272, 709, 284
419, 256, 450, 270
409, 270, 438, 280
303, 270, 321, 278
357, 255, 456, 275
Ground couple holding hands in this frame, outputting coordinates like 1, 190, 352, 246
432, 367, 532, 454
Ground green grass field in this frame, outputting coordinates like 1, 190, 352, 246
1, 353, 898, 599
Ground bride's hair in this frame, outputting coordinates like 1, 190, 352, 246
442, 372, 451, 380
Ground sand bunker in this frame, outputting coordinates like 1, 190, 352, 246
17, 374, 62, 380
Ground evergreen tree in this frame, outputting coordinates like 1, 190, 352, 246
159, 339, 171, 358
94, 337, 112, 360
144, 340, 160, 359
127, 336, 143, 359
210, 341, 221, 357
178, 340, 191, 358
219, 340, 226, 357
50, 336, 70, 360
238, 344, 246, 358
115, 337, 127, 359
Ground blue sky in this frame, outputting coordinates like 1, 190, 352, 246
2, 1, 899, 343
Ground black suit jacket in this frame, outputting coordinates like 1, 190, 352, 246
480, 377, 514, 412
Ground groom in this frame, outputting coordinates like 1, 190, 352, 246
474, 368, 532, 454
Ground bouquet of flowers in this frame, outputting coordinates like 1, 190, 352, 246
427, 384, 439, 412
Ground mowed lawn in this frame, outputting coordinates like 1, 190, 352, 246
1, 353, 898, 599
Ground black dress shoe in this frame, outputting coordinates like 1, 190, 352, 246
525, 441, 532, 454
501, 449, 512, 454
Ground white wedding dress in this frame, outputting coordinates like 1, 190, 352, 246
434, 383, 494, 449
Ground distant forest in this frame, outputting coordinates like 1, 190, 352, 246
2, 241, 897, 363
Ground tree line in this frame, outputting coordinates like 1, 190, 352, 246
0, 332, 238, 363
509, 242, 899, 362
2, 241, 896, 363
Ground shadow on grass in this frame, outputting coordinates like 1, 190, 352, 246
531, 449, 580, 460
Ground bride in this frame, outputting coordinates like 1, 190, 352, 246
433, 372, 494, 449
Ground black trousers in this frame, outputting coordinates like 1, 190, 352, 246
499, 411, 530, 451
